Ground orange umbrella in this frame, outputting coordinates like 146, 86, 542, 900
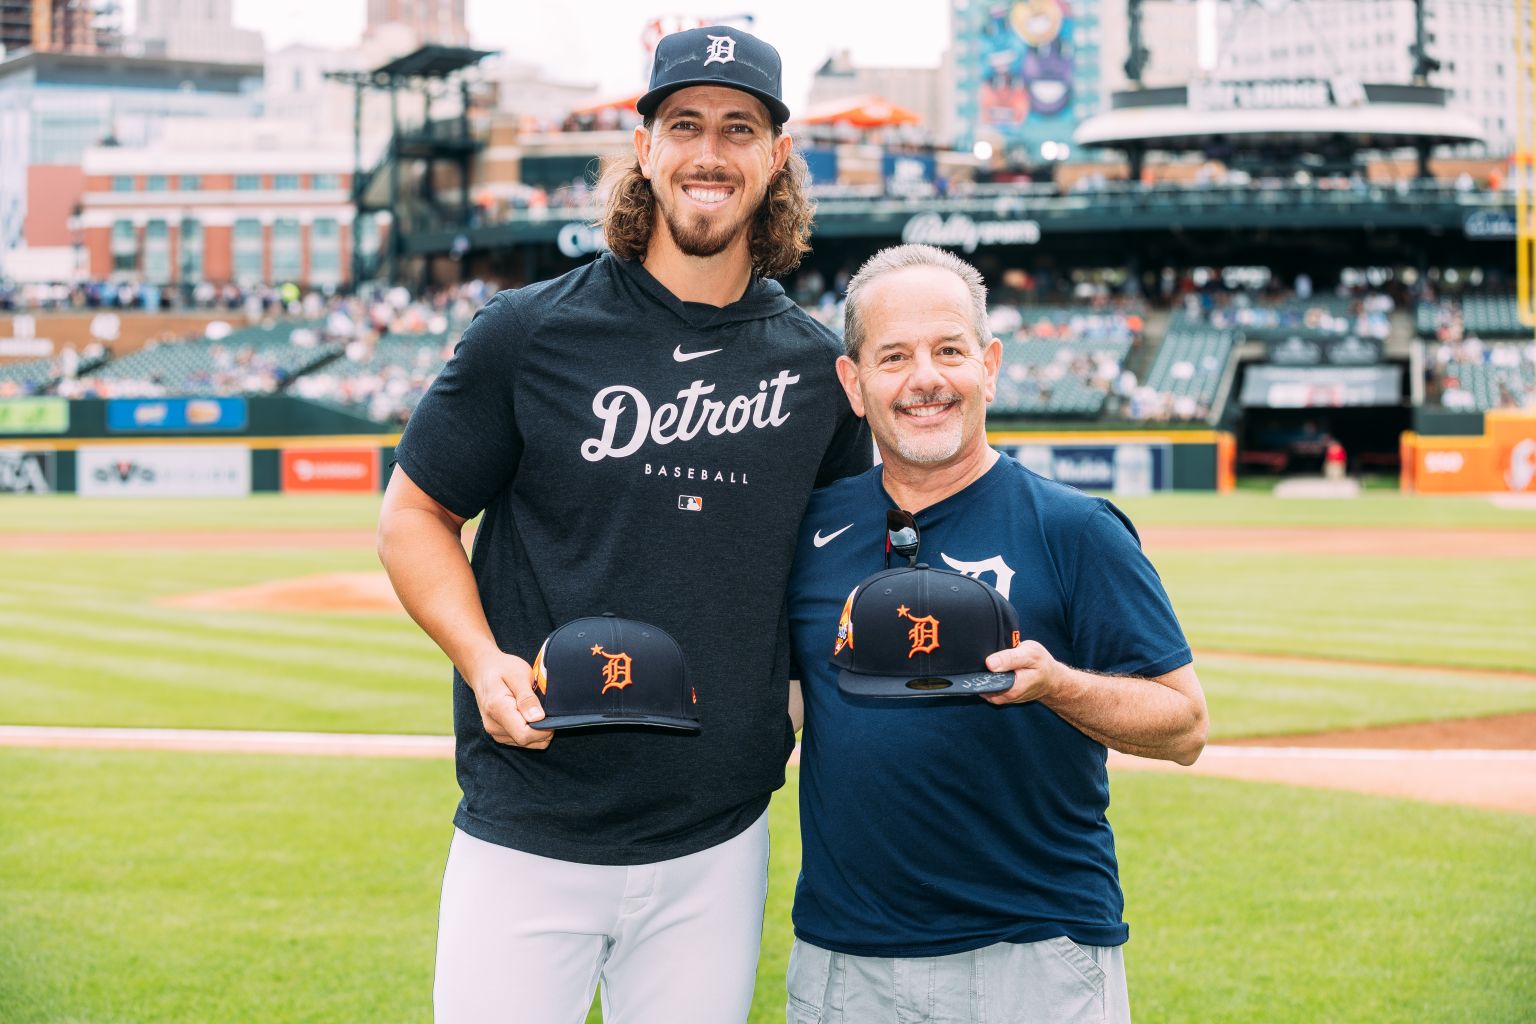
569, 91, 645, 117
799, 94, 922, 129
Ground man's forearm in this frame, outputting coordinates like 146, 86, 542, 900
1041, 664, 1207, 765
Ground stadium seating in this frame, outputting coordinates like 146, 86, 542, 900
991, 306, 1140, 418
1417, 292, 1525, 339
0, 351, 110, 396
0, 356, 63, 395
82, 321, 340, 397
1201, 294, 1391, 341
1433, 343, 1536, 410
1137, 313, 1237, 421
287, 330, 456, 424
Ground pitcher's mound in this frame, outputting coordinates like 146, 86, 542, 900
160, 572, 404, 614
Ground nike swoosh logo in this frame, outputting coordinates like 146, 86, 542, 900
673, 345, 723, 362
813, 523, 854, 547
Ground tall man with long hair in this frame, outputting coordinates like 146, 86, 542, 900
377, 25, 869, 1024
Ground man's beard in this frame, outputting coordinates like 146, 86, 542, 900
889, 391, 967, 465
656, 176, 759, 258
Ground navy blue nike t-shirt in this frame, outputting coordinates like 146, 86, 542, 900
787, 454, 1191, 956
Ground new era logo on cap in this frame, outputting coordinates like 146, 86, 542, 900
831, 564, 1020, 699
637, 25, 790, 124
529, 614, 699, 731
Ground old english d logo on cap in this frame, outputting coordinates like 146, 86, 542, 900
592, 644, 633, 693
528, 615, 699, 732
896, 604, 941, 656
831, 565, 1020, 699
703, 34, 736, 65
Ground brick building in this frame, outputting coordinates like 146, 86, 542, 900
78, 142, 356, 289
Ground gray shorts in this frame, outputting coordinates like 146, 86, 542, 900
786, 936, 1132, 1024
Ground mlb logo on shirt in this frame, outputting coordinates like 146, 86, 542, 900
678, 495, 703, 512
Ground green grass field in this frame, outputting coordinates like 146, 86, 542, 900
2, 492, 1534, 1022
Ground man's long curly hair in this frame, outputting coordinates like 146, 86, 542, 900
598, 127, 815, 280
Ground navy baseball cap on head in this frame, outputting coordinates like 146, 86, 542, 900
528, 614, 699, 731
832, 564, 1020, 699
637, 25, 791, 125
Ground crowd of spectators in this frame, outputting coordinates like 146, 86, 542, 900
8, 280, 492, 413
1, 279, 336, 315
1177, 287, 1394, 339
1425, 336, 1536, 410
989, 304, 1146, 418
54, 339, 306, 400
11, 264, 1531, 421
1417, 288, 1534, 410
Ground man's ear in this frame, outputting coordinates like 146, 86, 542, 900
835, 354, 866, 419
770, 131, 793, 177
634, 124, 654, 180
983, 337, 1002, 404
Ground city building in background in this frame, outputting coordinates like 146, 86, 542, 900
953, 0, 1516, 166
0, 50, 263, 283
1098, 0, 1203, 91
805, 48, 953, 144
1077, 0, 1487, 180
483, 57, 599, 131
0, 0, 122, 57
131, 0, 262, 64
366, 0, 469, 47
77, 129, 355, 289
1211, 0, 1517, 155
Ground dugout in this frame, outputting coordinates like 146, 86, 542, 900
1232, 360, 1412, 477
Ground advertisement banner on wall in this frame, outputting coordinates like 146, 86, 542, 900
0, 397, 69, 434
995, 443, 1170, 494
1409, 437, 1496, 494
280, 448, 380, 494
78, 446, 251, 497
106, 397, 249, 432
1408, 414, 1536, 494
0, 450, 55, 493
1488, 411, 1536, 493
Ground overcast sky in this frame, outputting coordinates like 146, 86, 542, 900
225, 1, 953, 112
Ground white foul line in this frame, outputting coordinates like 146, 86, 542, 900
0, 725, 453, 758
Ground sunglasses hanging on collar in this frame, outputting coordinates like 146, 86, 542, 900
885, 508, 920, 569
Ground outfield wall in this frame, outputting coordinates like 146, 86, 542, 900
1401, 411, 1536, 495
0, 397, 1236, 495
989, 431, 1235, 495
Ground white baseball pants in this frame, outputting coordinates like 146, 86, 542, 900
434, 813, 770, 1024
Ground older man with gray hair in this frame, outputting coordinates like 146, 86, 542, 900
785, 243, 1207, 1023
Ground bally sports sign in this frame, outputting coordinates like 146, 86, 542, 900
901, 213, 1041, 253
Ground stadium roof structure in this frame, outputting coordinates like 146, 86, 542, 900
369, 44, 497, 82
1076, 82, 1483, 153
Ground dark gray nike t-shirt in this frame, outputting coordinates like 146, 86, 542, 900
394, 253, 870, 864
